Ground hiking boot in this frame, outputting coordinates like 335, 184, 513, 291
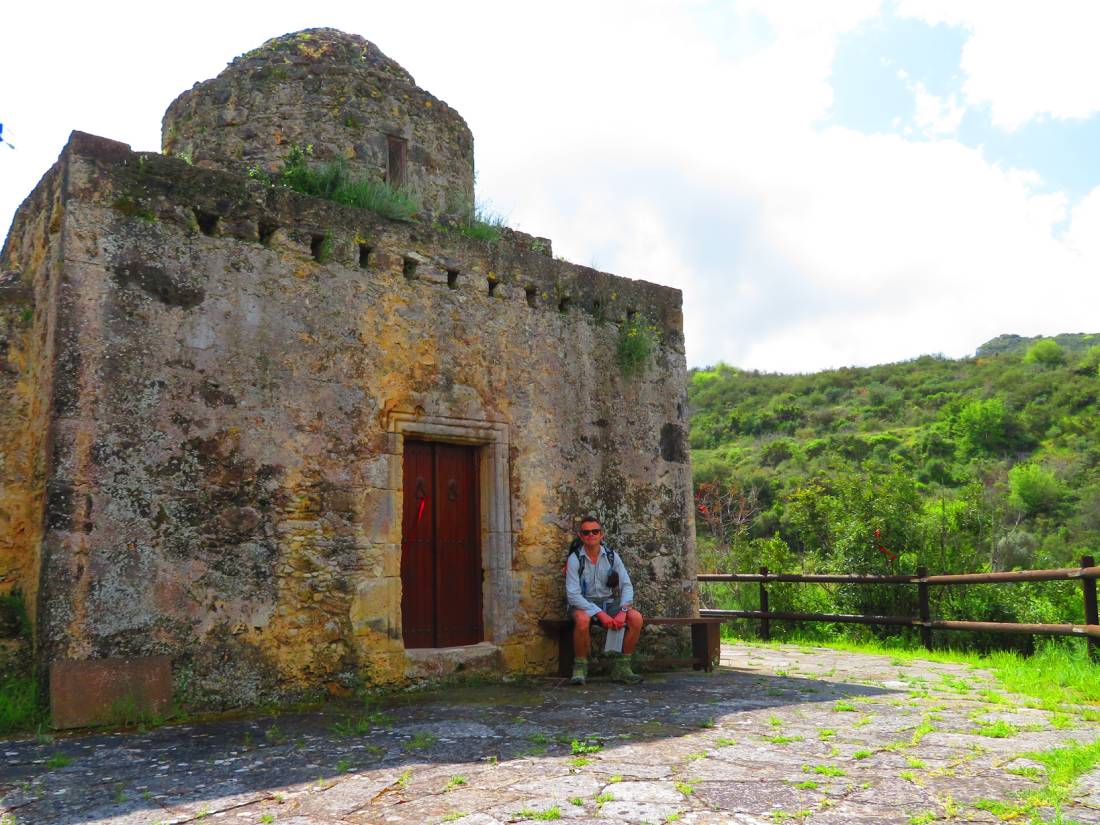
570, 657, 588, 685
610, 653, 643, 685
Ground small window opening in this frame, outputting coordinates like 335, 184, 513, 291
525, 286, 537, 308
359, 243, 373, 268
593, 299, 601, 314
195, 210, 219, 236
387, 135, 408, 188
488, 278, 499, 297
558, 296, 571, 313
258, 221, 279, 245
447, 269, 459, 289
403, 256, 418, 280
310, 234, 327, 262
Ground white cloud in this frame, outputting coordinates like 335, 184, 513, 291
898, 0, 1100, 130
911, 82, 967, 137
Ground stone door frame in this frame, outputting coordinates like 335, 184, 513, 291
387, 412, 516, 645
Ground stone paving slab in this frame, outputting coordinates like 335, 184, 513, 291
3, 643, 1100, 824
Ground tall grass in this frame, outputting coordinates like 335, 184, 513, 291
452, 205, 508, 243
983, 643, 1100, 708
257, 146, 419, 222
734, 631, 1100, 710
0, 673, 39, 735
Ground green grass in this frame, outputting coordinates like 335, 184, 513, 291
804, 764, 846, 777
45, 753, 73, 769
330, 716, 375, 737
0, 674, 41, 735
832, 700, 857, 712
451, 205, 508, 243
512, 806, 561, 820
256, 145, 419, 222
763, 734, 803, 744
974, 738, 1100, 821
974, 719, 1019, 738
404, 731, 438, 750
738, 635, 1100, 713
571, 738, 602, 754
445, 774, 467, 791
852, 749, 873, 759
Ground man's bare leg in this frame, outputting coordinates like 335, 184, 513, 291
572, 610, 592, 657
623, 609, 643, 654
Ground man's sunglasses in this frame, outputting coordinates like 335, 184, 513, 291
579, 528, 602, 536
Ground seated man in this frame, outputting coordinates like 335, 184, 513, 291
564, 514, 644, 685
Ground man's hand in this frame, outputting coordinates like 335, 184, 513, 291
595, 611, 613, 628
612, 610, 628, 630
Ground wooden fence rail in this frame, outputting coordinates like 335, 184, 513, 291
698, 555, 1100, 658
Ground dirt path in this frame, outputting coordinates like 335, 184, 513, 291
3, 642, 1099, 824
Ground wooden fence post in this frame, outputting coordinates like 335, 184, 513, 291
917, 566, 932, 651
759, 566, 771, 641
1082, 555, 1098, 662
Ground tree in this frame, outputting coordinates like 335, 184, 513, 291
1023, 338, 1066, 368
694, 481, 759, 549
955, 398, 1007, 456
1008, 463, 1064, 515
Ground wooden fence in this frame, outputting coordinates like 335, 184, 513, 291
698, 554, 1100, 657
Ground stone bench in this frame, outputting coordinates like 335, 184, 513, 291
538, 616, 724, 677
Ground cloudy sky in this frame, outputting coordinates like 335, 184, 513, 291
4, 1, 1100, 372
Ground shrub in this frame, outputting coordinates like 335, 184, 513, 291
1008, 463, 1064, 515
616, 316, 658, 376
955, 398, 1007, 456
1023, 338, 1066, 368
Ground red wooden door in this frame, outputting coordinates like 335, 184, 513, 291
401, 441, 482, 648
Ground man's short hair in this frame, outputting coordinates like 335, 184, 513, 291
578, 514, 601, 528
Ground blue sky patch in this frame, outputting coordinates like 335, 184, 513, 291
825, 6, 1100, 203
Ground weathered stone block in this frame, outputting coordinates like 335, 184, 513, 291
50, 656, 172, 729
349, 576, 401, 638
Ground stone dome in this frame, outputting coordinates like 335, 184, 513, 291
162, 28, 474, 219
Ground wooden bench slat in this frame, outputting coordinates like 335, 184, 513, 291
537, 616, 722, 676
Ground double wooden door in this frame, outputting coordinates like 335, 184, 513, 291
400, 441, 482, 648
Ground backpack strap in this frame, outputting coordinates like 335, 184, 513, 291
568, 541, 617, 598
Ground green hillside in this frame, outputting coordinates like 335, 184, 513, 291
689, 337, 1100, 646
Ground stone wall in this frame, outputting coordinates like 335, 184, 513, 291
162, 29, 474, 220
2, 132, 696, 708
0, 158, 67, 622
